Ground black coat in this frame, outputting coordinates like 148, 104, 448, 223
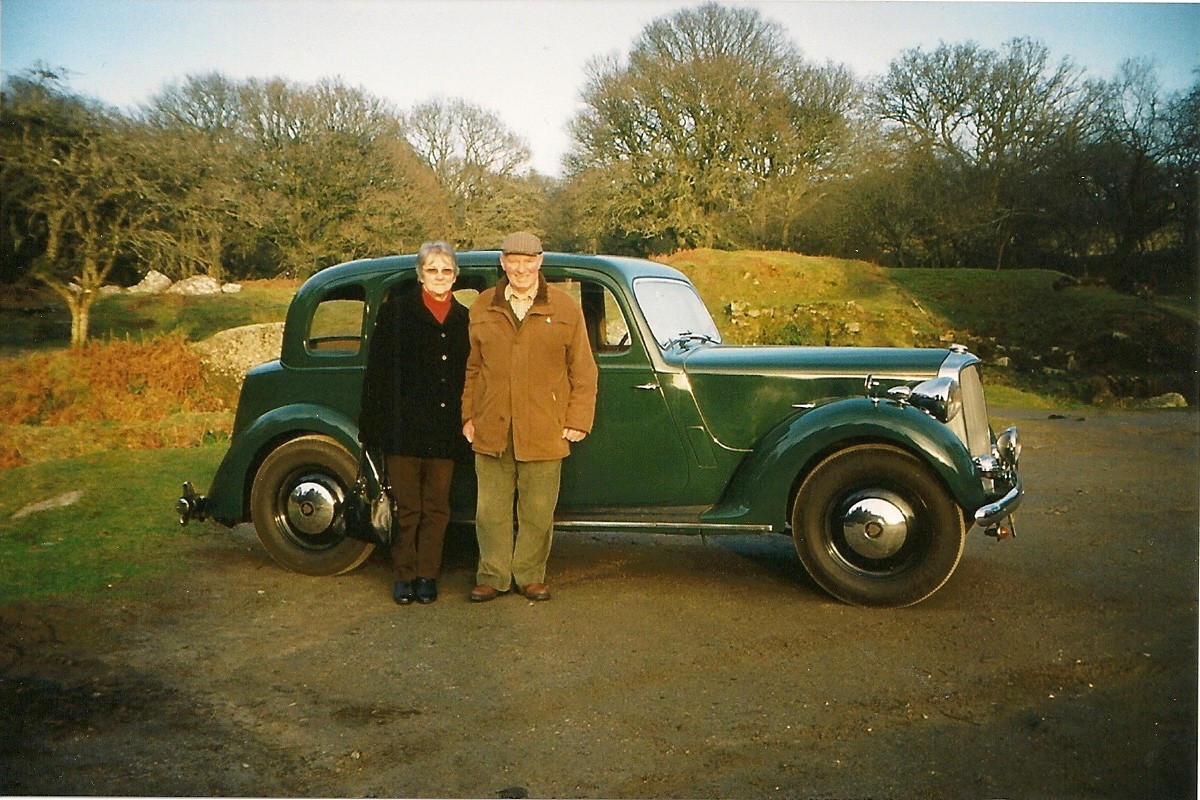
359, 285, 470, 460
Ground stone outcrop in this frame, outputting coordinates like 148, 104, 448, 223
167, 275, 223, 296
119, 271, 240, 295
190, 323, 286, 379
127, 270, 173, 294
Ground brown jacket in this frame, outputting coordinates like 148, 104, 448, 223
462, 274, 598, 461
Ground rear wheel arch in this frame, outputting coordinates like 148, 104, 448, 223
249, 432, 374, 576
233, 407, 363, 520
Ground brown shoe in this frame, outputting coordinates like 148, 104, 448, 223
520, 583, 551, 601
469, 584, 502, 603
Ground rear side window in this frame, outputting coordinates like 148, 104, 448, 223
307, 285, 366, 355
549, 277, 632, 355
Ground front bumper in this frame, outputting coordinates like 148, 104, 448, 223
973, 481, 1022, 527
972, 425, 1022, 536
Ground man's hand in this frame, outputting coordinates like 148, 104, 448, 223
463, 419, 475, 444
562, 427, 587, 443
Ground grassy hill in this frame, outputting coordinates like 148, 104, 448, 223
663, 249, 1198, 405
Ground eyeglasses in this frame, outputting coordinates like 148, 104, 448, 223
421, 267, 456, 276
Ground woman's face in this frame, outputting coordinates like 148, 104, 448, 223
419, 252, 456, 300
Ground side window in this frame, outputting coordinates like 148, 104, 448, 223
549, 277, 632, 355
307, 285, 365, 355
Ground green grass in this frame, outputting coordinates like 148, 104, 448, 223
90, 283, 296, 342
0, 444, 227, 605
1, 282, 297, 351
664, 249, 940, 347
984, 383, 1084, 411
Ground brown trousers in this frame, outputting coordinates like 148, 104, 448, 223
386, 455, 455, 580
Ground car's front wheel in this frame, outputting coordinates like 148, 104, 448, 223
791, 444, 965, 607
250, 434, 374, 575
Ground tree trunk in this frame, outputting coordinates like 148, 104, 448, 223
68, 292, 93, 348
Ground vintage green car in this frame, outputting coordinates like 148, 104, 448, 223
177, 252, 1021, 607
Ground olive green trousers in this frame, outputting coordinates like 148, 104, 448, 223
473, 445, 562, 591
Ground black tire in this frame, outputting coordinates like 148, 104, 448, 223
791, 444, 965, 607
249, 434, 374, 576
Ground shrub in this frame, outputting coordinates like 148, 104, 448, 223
0, 333, 228, 427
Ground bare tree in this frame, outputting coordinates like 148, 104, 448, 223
404, 98, 534, 248
1090, 61, 1183, 273
873, 38, 1096, 268
2, 69, 156, 345
566, 2, 859, 253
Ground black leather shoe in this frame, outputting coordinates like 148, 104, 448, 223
414, 577, 438, 604
393, 580, 415, 605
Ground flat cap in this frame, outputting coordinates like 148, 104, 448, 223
500, 231, 543, 255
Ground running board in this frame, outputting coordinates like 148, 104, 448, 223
551, 519, 775, 534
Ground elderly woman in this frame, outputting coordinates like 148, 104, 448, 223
359, 241, 470, 605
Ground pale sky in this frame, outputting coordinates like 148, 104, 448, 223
3, 0, 1198, 175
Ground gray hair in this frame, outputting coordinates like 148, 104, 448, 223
416, 240, 459, 274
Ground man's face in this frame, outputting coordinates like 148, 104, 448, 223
419, 253, 457, 300
501, 252, 542, 295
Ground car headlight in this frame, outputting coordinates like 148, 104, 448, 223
996, 425, 1021, 466
906, 376, 962, 423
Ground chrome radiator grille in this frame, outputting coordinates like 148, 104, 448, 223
946, 362, 992, 458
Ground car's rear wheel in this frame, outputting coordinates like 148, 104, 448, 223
791, 444, 965, 607
250, 434, 374, 575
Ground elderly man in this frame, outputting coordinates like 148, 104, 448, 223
461, 231, 598, 602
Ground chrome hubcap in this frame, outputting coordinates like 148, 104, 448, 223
840, 494, 913, 559
286, 475, 341, 535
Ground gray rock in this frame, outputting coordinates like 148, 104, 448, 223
13, 490, 85, 519
190, 322, 285, 379
167, 275, 223, 295
127, 270, 173, 294
1144, 392, 1188, 408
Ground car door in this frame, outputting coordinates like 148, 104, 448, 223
545, 271, 693, 508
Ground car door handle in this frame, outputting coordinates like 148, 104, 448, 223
635, 383, 659, 391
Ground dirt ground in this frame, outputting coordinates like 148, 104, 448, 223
2, 409, 1197, 799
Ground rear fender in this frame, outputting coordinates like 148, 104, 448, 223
203, 403, 360, 526
702, 397, 985, 530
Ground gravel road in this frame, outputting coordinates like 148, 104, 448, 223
2, 409, 1197, 799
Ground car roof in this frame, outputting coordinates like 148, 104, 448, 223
301, 250, 689, 293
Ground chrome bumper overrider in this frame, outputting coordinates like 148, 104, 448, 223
973, 481, 1022, 527
972, 425, 1022, 537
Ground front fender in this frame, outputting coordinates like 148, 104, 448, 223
203, 403, 361, 526
702, 398, 986, 530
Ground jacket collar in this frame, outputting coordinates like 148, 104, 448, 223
492, 273, 549, 311
402, 281, 466, 323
